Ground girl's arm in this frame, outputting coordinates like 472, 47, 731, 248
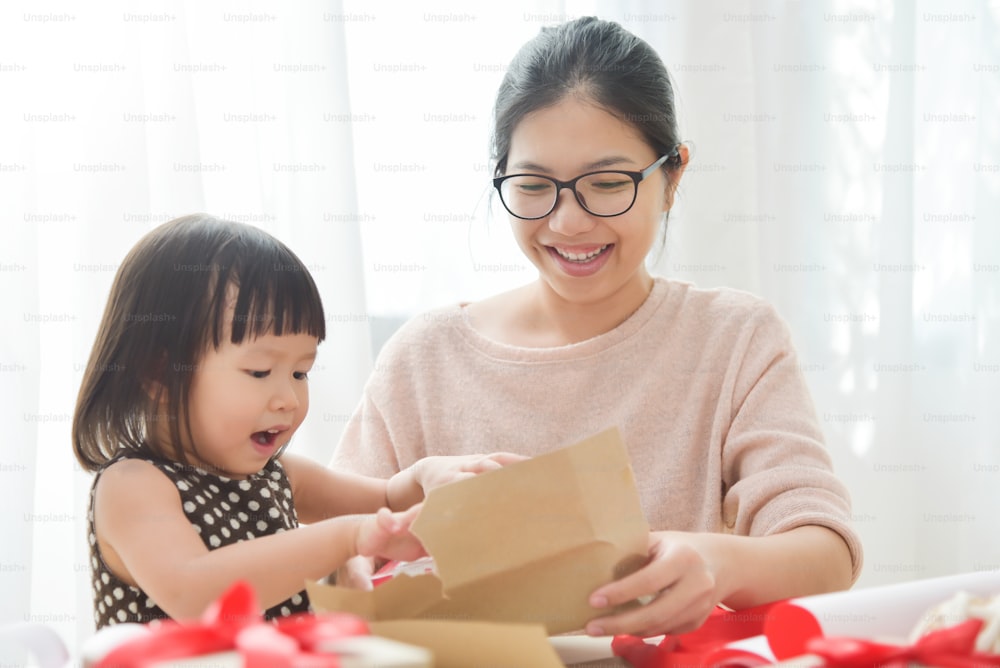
94, 458, 423, 620
280, 452, 389, 523
584, 525, 853, 637
283, 451, 527, 524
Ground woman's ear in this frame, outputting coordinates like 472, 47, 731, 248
663, 144, 690, 211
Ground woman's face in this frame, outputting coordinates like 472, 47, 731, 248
503, 96, 681, 309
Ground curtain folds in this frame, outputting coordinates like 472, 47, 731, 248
0, 0, 370, 659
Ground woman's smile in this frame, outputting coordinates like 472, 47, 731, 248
546, 243, 615, 277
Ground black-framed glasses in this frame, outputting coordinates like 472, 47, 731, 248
493, 152, 675, 221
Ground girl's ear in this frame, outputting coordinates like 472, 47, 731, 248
663, 144, 690, 211
142, 379, 165, 402
142, 352, 168, 401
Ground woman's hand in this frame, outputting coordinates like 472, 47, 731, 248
386, 452, 527, 510
354, 504, 426, 563
584, 531, 720, 638
584, 525, 854, 638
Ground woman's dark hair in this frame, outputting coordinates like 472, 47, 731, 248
72, 214, 326, 472
492, 16, 683, 178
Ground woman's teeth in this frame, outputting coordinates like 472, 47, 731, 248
554, 245, 609, 262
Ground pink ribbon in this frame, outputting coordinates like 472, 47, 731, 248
95, 582, 368, 668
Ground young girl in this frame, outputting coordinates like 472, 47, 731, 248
333, 17, 863, 638
73, 214, 517, 629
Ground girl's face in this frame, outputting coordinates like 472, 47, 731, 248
183, 331, 317, 478
504, 97, 681, 310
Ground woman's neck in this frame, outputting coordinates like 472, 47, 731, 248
533, 273, 654, 345
468, 272, 654, 348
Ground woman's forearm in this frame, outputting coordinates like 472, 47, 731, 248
668, 524, 854, 609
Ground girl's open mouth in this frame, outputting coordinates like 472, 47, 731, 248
251, 428, 283, 448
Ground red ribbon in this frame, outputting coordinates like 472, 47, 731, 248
612, 604, 776, 667
613, 599, 1000, 668
95, 582, 369, 668
806, 618, 1000, 668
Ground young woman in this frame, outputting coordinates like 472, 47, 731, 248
333, 17, 862, 638
73, 214, 518, 628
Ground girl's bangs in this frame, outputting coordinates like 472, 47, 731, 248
207, 240, 326, 347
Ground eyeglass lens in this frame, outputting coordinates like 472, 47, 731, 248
499, 172, 636, 219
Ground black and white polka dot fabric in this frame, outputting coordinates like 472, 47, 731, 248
87, 453, 310, 629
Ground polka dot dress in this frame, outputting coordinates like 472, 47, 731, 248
88, 454, 310, 629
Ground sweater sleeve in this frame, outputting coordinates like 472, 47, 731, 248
330, 389, 400, 478
720, 302, 864, 582
329, 313, 435, 478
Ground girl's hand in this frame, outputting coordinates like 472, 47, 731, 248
386, 453, 527, 510
411, 452, 527, 491
584, 531, 719, 638
336, 555, 378, 591
354, 504, 426, 563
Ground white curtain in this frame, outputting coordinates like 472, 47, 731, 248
0, 0, 372, 661
632, 0, 1000, 590
2, 0, 998, 661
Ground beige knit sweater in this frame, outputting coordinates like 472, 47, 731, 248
332, 278, 862, 579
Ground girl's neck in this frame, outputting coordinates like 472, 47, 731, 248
147, 431, 249, 480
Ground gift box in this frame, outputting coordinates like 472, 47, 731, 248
309, 426, 650, 637
80, 581, 432, 668
304, 427, 650, 666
